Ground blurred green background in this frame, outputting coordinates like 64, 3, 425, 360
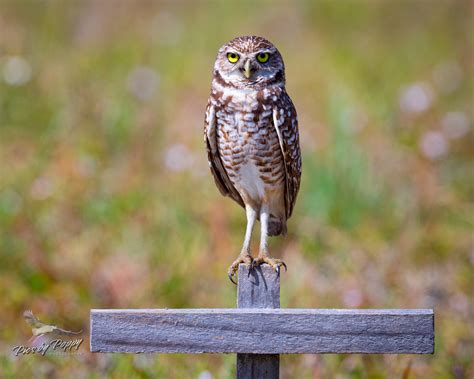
0, 1, 472, 378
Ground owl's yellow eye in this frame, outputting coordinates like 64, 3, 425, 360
227, 53, 240, 63
257, 52, 270, 63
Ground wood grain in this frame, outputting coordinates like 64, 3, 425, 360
236, 264, 280, 379
90, 308, 434, 354
237, 264, 280, 309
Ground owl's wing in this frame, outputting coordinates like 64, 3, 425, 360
272, 93, 302, 219
23, 310, 43, 328
204, 101, 245, 208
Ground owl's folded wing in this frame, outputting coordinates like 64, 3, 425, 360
204, 102, 245, 208
272, 94, 302, 219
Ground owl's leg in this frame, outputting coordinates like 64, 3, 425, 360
254, 205, 287, 273
227, 205, 256, 284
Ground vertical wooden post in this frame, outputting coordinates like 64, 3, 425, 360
237, 264, 280, 379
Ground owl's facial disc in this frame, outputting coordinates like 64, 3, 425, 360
214, 36, 285, 88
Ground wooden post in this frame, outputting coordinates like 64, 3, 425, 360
90, 265, 434, 373
236, 264, 280, 379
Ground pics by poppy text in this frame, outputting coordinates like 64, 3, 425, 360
12, 338, 83, 356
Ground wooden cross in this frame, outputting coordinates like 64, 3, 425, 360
90, 264, 434, 378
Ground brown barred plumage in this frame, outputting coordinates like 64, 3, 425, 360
204, 36, 301, 281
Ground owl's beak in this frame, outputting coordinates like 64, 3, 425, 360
243, 59, 252, 79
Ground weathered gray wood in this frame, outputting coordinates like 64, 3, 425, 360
237, 264, 280, 379
90, 308, 434, 354
237, 264, 280, 308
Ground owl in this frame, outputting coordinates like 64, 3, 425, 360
204, 36, 301, 283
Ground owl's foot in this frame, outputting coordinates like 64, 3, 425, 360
254, 253, 287, 274
228, 251, 253, 285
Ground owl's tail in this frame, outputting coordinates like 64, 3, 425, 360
268, 216, 287, 236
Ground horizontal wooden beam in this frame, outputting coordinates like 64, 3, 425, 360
90, 309, 434, 354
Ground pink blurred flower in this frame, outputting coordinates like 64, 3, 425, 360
419, 131, 449, 160
441, 111, 470, 139
30, 177, 54, 200
3, 56, 32, 86
126, 66, 159, 102
399, 82, 434, 115
164, 143, 194, 172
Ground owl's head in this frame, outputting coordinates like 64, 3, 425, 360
213, 36, 285, 89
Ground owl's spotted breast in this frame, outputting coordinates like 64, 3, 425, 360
211, 85, 286, 211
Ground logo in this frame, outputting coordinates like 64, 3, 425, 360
12, 310, 83, 356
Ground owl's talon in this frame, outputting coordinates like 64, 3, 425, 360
254, 255, 287, 273
227, 253, 253, 285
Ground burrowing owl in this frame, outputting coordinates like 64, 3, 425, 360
204, 36, 301, 283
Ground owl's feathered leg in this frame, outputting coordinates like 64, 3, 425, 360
254, 205, 287, 273
227, 205, 256, 284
